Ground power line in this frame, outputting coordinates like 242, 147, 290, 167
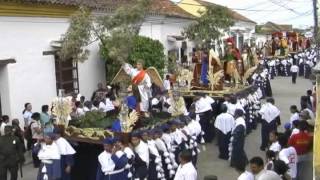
268, 0, 304, 15
177, 2, 281, 12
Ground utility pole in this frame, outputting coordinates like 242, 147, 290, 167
313, 0, 319, 60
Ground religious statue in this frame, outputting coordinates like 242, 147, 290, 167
223, 38, 241, 85
111, 60, 164, 117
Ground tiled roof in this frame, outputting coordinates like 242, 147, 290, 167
195, 0, 256, 24
8, 0, 194, 19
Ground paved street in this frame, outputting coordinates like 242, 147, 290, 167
19, 76, 313, 180
198, 76, 314, 180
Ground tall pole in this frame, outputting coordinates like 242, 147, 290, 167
313, 0, 319, 57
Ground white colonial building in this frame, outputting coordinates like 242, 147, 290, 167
0, 0, 195, 120
0, 0, 255, 120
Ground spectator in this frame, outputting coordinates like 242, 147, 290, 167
278, 135, 298, 179
236, 162, 254, 180
273, 160, 291, 180
249, 156, 281, 180
83, 101, 92, 112
289, 105, 299, 125
288, 120, 312, 179
40, 105, 50, 127
269, 131, 281, 153
11, 119, 26, 153
0, 126, 25, 180
291, 120, 300, 137
30, 112, 43, 168
22, 102, 32, 129
91, 82, 107, 101
265, 150, 276, 170
0, 115, 9, 136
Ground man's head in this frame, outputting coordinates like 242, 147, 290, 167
4, 126, 13, 136
266, 97, 275, 105
31, 112, 41, 121
1, 115, 9, 123
11, 119, 19, 126
277, 134, 288, 149
136, 60, 144, 70
42, 105, 49, 113
220, 104, 228, 113
249, 156, 264, 175
307, 90, 312, 96
97, 83, 103, 89
179, 150, 192, 164
166, 74, 170, 80
299, 110, 310, 121
269, 131, 278, 143
130, 131, 141, 147
25, 103, 32, 111
103, 137, 115, 153
290, 105, 298, 113
298, 120, 309, 131
44, 133, 55, 145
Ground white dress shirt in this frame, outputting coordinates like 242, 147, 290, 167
174, 162, 197, 180
214, 113, 235, 134
290, 65, 299, 73
269, 141, 281, 153
238, 171, 254, 180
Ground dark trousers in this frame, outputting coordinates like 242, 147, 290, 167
199, 111, 214, 143
292, 72, 297, 84
260, 120, 277, 150
0, 164, 18, 180
216, 129, 231, 160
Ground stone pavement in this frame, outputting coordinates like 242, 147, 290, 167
19, 76, 313, 180
198, 76, 314, 180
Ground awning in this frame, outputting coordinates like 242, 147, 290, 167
0, 58, 16, 65
167, 35, 185, 42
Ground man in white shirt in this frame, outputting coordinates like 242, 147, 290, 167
214, 104, 234, 160
290, 64, 299, 84
249, 156, 281, 180
278, 135, 298, 179
258, 98, 280, 151
195, 93, 214, 143
0, 115, 9, 136
174, 150, 197, 180
236, 163, 254, 180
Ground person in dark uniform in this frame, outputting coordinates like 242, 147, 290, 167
0, 126, 25, 180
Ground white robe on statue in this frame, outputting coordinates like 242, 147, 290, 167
123, 63, 152, 112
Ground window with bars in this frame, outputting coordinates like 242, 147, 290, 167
54, 55, 79, 95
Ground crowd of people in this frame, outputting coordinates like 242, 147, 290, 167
0, 54, 316, 180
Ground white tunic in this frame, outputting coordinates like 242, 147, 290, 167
55, 137, 76, 155
134, 141, 150, 167
174, 162, 197, 180
255, 170, 281, 180
214, 113, 234, 135
290, 112, 300, 125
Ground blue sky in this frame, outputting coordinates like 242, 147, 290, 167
171, 0, 314, 28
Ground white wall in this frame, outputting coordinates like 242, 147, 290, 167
78, 43, 106, 100
0, 65, 11, 116
0, 16, 105, 120
140, 16, 194, 63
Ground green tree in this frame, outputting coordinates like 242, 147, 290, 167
183, 5, 234, 46
129, 36, 165, 75
58, 0, 150, 64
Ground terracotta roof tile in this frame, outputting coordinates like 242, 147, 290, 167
11, 0, 194, 18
